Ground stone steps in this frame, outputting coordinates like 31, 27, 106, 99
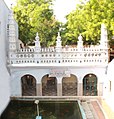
81, 101, 95, 119
87, 102, 99, 119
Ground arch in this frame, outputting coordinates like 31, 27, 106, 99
83, 73, 98, 96
42, 74, 57, 96
21, 74, 36, 96
62, 74, 78, 96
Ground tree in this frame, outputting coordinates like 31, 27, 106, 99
13, 0, 60, 46
65, 0, 114, 46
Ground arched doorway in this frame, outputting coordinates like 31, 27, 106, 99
62, 74, 77, 96
42, 74, 57, 96
83, 74, 97, 96
21, 74, 36, 96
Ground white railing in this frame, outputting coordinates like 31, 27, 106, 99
9, 58, 108, 66
8, 47, 108, 66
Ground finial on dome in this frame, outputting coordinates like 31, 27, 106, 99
57, 32, 61, 41
78, 34, 83, 41
58, 32, 60, 36
35, 32, 39, 41
56, 31, 62, 48
35, 32, 41, 51
11, 4, 13, 9
101, 23, 106, 29
10, 3, 14, 11
100, 23, 108, 48
9, 4, 14, 19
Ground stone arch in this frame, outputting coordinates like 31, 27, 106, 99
21, 74, 36, 96
83, 73, 98, 96
42, 74, 57, 96
62, 74, 78, 96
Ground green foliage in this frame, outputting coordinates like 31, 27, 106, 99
13, 0, 114, 47
65, 0, 114, 46
13, 0, 60, 46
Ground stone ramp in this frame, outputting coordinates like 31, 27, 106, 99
91, 101, 106, 119
81, 100, 106, 119
87, 101, 99, 119
81, 101, 95, 119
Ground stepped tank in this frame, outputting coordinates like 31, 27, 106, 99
0, 100, 85, 119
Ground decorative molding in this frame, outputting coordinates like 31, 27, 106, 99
49, 69, 71, 77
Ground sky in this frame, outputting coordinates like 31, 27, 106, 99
4, 0, 79, 22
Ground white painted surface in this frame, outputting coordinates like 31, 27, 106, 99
9, 66, 106, 96
0, 0, 10, 115
0, 0, 113, 116
105, 59, 114, 111
6, 6, 108, 97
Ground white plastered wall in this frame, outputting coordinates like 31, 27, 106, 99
0, 0, 10, 115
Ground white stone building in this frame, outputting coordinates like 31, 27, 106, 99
7, 8, 109, 97
0, 0, 113, 115
0, 0, 11, 115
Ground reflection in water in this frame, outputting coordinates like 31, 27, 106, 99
0, 100, 82, 119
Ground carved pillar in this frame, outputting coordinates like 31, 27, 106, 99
99, 82, 103, 96
49, 68, 70, 96
78, 79, 83, 96
57, 83, 62, 96
36, 83, 42, 96
78, 83, 83, 96
57, 77, 62, 96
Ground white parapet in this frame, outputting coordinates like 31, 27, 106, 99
8, 44, 109, 67
8, 24, 109, 67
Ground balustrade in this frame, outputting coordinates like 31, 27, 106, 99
8, 45, 108, 66
7, 9, 109, 67
17, 48, 35, 53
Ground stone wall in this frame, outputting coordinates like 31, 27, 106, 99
0, 0, 10, 115
10, 66, 106, 97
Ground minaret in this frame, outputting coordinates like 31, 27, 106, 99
56, 32, 62, 52
8, 8, 17, 52
100, 23, 108, 48
34, 32, 41, 52
77, 34, 83, 49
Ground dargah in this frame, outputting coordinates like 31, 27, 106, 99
0, 0, 114, 119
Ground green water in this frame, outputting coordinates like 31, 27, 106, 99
0, 100, 82, 119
